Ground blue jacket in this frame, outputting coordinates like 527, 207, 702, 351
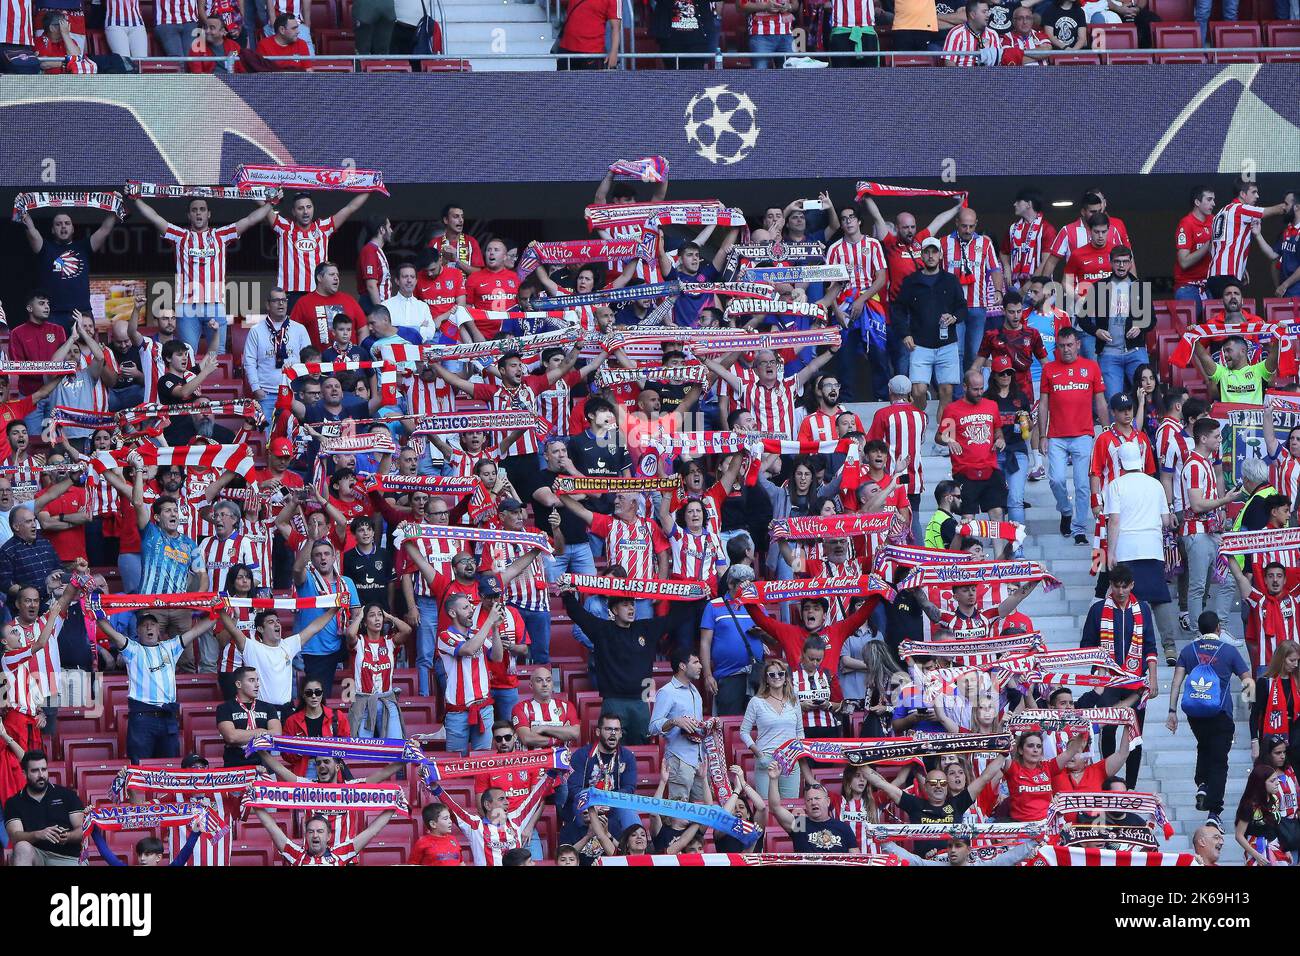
562, 744, 638, 825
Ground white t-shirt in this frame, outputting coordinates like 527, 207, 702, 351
1103, 472, 1170, 563
239, 634, 304, 706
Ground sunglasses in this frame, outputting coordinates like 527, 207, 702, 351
494, 734, 515, 743
303, 688, 324, 697
766, 671, 785, 679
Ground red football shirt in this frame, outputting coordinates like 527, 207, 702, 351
1173, 212, 1213, 287
416, 266, 467, 320
882, 228, 930, 302
289, 292, 368, 351
42, 486, 88, 561
1041, 358, 1104, 438
1005, 760, 1057, 822
1063, 244, 1114, 293
465, 268, 519, 321
255, 35, 311, 68
0, 397, 35, 460
940, 398, 1000, 481
559, 0, 619, 52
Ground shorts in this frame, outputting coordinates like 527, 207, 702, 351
957, 471, 1008, 515
909, 343, 961, 387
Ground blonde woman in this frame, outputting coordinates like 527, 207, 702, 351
740, 658, 811, 799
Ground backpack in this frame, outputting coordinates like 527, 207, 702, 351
413, 0, 442, 55
1180, 641, 1226, 719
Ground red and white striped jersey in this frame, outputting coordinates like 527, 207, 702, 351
402, 536, 461, 599
269, 0, 304, 18
1089, 426, 1155, 495
734, 367, 800, 440
590, 513, 666, 580
602, 223, 662, 284
357, 240, 391, 302
798, 409, 865, 444
942, 234, 1001, 309
941, 23, 1003, 65
832, 794, 882, 854
1004, 28, 1049, 50
3, 452, 42, 504
198, 533, 262, 593
511, 696, 578, 736
473, 381, 541, 457
867, 400, 927, 495
443, 776, 549, 867
1004, 214, 1057, 284
791, 666, 837, 729
1047, 216, 1131, 263
479, 533, 548, 612
749, 5, 793, 34
446, 446, 494, 477
1155, 417, 1191, 513
218, 618, 257, 673
402, 371, 455, 417
667, 485, 725, 535
667, 524, 726, 588
829, 0, 875, 27
10, 612, 62, 704
272, 214, 337, 293
1245, 589, 1300, 672
0, 0, 33, 45
155, 0, 197, 23
280, 838, 358, 867
1180, 452, 1220, 535
139, 337, 195, 406
826, 234, 886, 292
106, 0, 143, 26
1272, 446, 1300, 506
87, 474, 119, 518
164, 792, 235, 866
353, 633, 396, 695
937, 606, 1002, 652
477, 604, 527, 689
437, 627, 493, 708
161, 223, 238, 306
805, 554, 863, 623
1209, 198, 1267, 281
1, 646, 42, 717
532, 373, 579, 440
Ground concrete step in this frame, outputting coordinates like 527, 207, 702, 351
444, 23, 552, 43
441, 2, 548, 19
463, 55, 555, 69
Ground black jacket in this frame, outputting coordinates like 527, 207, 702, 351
892, 270, 970, 350
1077, 274, 1144, 355
562, 592, 671, 699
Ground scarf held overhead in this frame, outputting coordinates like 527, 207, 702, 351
239, 781, 410, 818
854, 182, 969, 206
393, 522, 554, 554
1169, 320, 1297, 376
550, 475, 681, 496
1046, 791, 1174, 839
738, 575, 894, 605
233, 164, 389, 195
12, 191, 126, 221
558, 573, 709, 601
896, 634, 1045, 660
773, 733, 1012, 775
596, 853, 905, 867
769, 513, 894, 541
124, 181, 282, 202
899, 560, 1061, 593
685, 327, 842, 356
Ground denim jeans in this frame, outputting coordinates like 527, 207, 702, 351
961, 307, 988, 377
1000, 449, 1029, 528
1173, 284, 1206, 322
258, 394, 279, 432
119, 551, 142, 593
887, 322, 911, 380
108, 385, 144, 413
416, 595, 439, 696
1186, 532, 1233, 627
1099, 347, 1150, 404
177, 302, 227, 354
749, 32, 792, 69
1194, 0, 1236, 39
126, 705, 180, 763
518, 606, 551, 664
350, 694, 403, 739
153, 22, 198, 57
1048, 434, 1093, 537
444, 704, 493, 756
491, 687, 519, 725
22, 394, 50, 443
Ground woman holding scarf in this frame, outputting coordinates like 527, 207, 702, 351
342, 603, 411, 742
1257, 736, 1299, 863
715, 765, 769, 853
1001, 730, 1088, 823
1251, 640, 1300, 767
215, 563, 270, 701
1234, 763, 1291, 866
657, 495, 726, 659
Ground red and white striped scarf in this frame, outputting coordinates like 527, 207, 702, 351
738, 575, 893, 605
956, 520, 1026, 549
90, 444, 257, 483
11, 191, 126, 221
1099, 594, 1145, 676
412, 409, 548, 438
770, 513, 893, 541
394, 522, 554, 555
854, 182, 969, 206
584, 200, 727, 231
596, 853, 906, 867
234, 164, 389, 195
79, 802, 228, 862
686, 327, 842, 356
899, 560, 1061, 593
609, 156, 669, 183
1028, 845, 1199, 867
897, 634, 1044, 660
1170, 319, 1298, 375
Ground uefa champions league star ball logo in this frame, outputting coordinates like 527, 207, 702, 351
684, 85, 760, 166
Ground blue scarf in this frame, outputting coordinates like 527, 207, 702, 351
576, 788, 761, 845
534, 281, 681, 309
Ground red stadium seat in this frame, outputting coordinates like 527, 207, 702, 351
308, 60, 355, 71
574, 691, 603, 743
86, 30, 108, 55
1211, 21, 1262, 45
360, 59, 412, 71
74, 764, 125, 803
1057, 53, 1102, 64
1107, 50, 1155, 62
317, 28, 355, 54
357, 841, 407, 866
139, 60, 183, 72
392, 668, 418, 699
534, 805, 558, 856
340, 0, 354, 25
400, 697, 439, 732
229, 844, 274, 866
1089, 23, 1138, 47
175, 673, 219, 703
1265, 21, 1300, 47
1262, 48, 1300, 60
627, 744, 662, 787
1153, 21, 1204, 47
564, 670, 594, 697
1149, 0, 1192, 18
1265, 298, 1300, 325
62, 736, 118, 768
420, 58, 472, 71
309, 0, 337, 28
1204, 297, 1257, 323
889, 54, 933, 66
57, 711, 104, 745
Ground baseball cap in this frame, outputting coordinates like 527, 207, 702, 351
477, 573, 503, 599
1109, 392, 1135, 412
498, 498, 524, 512
888, 374, 911, 396
270, 437, 295, 457
1118, 442, 1144, 471
181, 753, 208, 769
991, 354, 1014, 374
920, 237, 942, 252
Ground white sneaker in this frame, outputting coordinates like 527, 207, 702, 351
782, 55, 829, 68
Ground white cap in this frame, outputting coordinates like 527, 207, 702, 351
920, 237, 942, 252
1118, 443, 1143, 471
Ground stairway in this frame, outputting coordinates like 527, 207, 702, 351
439, 0, 556, 71
845, 398, 1254, 865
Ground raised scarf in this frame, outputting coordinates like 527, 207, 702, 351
320, 432, 398, 457
608, 156, 669, 183
305, 565, 350, 631
1057, 822, 1160, 850
723, 298, 827, 321
79, 802, 228, 862
117, 398, 262, 428
558, 573, 708, 601
1215, 526, 1300, 577
993, 648, 1115, 674
1262, 676, 1300, 737
737, 575, 894, 605
0, 360, 77, 376
863, 821, 1046, 841
897, 634, 1044, 660
538, 280, 681, 309
1005, 707, 1140, 746
394, 522, 554, 555
872, 544, 973, 582
245, 732, 408, 764
576, 788, 760, 845
239, 781, 409, 818
12, 191, 125, 221
412, 409, 549, 439
899, 560, 1061, 593
273, 361, 399, 437
584, 200, 725, 230
125, 181, 281, 202
1029, 845, 1199, 867
113, 766, 269, 800
769, 513, 894, 541
1018, 670, 1148, 693
854, 181, 969, 206
86, 592, 225, 615
381, 325, 580, 364
551, 475, 680, 496
594, 364, 709, 390
596, 853, 905, 867
368, 474, 480, 496
413, 745, 573, 787
741, 264, 851, 284
681, 281, 778, 300
89, 444, 257, 484
724, 239, 827, 273
51, 407, 118, 430
693, 718, 733, 804
956, 520, 1027, 549
601, 325, 785, 346
772, 733, 1012, 775
1099, 594, 1145, 676
233, 163, 388, 195
1170, 319, 1298, 375
1046, 791, 1174, 839
226, 595, 345, 611
516, 236, 655, 280
686, 327, 842, 356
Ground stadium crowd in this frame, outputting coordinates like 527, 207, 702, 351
0, 159, 1298, 870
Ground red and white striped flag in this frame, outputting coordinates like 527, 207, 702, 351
596, 853, 906, 867
1029, 845, 1200, 867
